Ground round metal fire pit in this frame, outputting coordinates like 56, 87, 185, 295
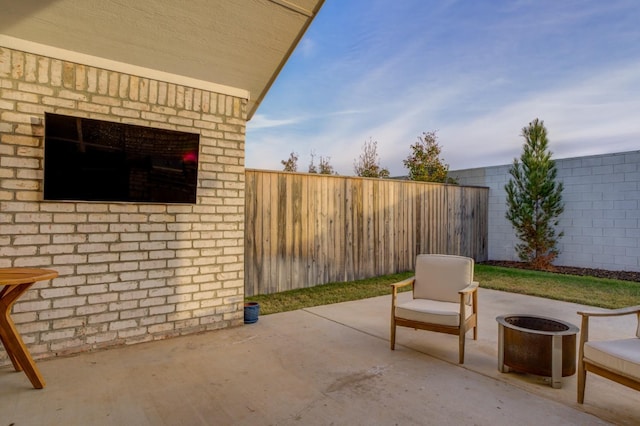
496, 314, 579, 388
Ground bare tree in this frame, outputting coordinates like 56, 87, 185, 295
308, 152, 318, 173
318, 156, 335, 175
353, 138, 389, 178
281, 151, 299, 172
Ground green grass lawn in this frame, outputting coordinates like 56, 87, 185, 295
475, 264, 640, 309
246, 264, 640, 315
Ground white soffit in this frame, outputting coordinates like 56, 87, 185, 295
0, 0, 324, 119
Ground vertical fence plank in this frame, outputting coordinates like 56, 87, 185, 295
244, 171, 257, 296
267, 173, 279, 294
307, 174, 318, 287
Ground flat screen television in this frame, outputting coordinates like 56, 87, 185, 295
44, 113, 199, 203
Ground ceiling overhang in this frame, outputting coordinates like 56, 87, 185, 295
0, 0, 325, 120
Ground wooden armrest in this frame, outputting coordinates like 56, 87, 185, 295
458, 281, 479, 294
391, 277, 414, 311
390, 277, 415, 290
577, 305, 640, 318
578, 305, 640, 346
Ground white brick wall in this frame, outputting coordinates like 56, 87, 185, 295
451, 150, 640, 272
0, 46, 246, 363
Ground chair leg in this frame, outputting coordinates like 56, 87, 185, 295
390, 317, 396, 350
577, 359, 586, 404
458, 330, 465, 364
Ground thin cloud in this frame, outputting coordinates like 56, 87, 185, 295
247, 114, 303, 130
297, 38, 316, 58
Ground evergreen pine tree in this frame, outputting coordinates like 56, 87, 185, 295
505, 119, 564, 269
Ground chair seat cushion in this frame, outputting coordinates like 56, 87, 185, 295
584, 338, 640, 381
395, 299, 471, 327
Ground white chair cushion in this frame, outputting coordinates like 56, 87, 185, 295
395, 299, 471, 327
584, 338, 640, 381
413, 254, 474, 303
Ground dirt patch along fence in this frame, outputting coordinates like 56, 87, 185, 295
245, 170, 488, 296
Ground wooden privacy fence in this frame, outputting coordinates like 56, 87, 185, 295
245, 170, 489, 296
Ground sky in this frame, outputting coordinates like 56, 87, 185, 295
246, 0, 640, 176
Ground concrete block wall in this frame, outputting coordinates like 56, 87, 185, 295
451, 150, 640, 272
0, 46, 246, 364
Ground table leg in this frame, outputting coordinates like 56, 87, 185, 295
0, 282, 46, 389
0, 325, 24, 371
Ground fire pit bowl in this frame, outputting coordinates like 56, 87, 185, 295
496, 314, 579, 388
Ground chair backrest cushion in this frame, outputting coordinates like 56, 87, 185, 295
413, 254, 474, 303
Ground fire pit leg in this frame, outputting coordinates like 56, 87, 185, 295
497, 322, 509, 373
551, 334, 562, 388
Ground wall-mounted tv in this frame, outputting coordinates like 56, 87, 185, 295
44, 113, 199, 204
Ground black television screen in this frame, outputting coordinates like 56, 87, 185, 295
44, 113, 199, 203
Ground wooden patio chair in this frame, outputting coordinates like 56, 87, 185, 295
390, 254, 479, 364
577, 305, 640, 404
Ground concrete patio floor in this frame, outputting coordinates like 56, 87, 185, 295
2, 288, 639, 425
